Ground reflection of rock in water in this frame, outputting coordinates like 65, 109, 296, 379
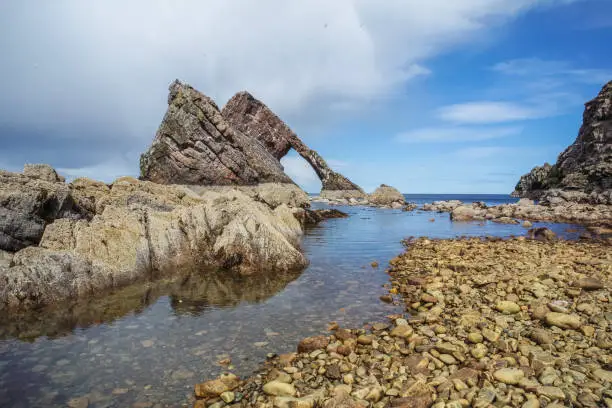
169, 268, 303, 314
0, 266, 302, 341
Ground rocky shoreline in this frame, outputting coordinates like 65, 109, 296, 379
417, 199, 612, 230
0, 164, 351, 311
191, 236, 611, 408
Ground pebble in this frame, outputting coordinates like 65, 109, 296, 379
496, 301, 521, 314
263, 381, 296, 397
545, 312, 582, 330
494, 368, 525, 385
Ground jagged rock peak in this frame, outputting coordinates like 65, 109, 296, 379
223, 91, 364, 193
513, 80, 612, 204
140, 80, 293, 186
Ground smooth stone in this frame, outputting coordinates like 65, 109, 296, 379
496, 301, 521, 314
468, 332, 484, 344
220, 391, 235, 403
263, 381, 296, 397
545, 312, 581, 330
537, 386, 565, 400
494, 368, 525, 385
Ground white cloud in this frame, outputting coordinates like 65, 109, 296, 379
492, 58, 612, 84
396, 126, 522, 143
436, 101, 547, 124
0, 1, 580, 145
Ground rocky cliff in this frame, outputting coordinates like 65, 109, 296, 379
140, 81, 293, 186
222, 91, 365, 196
513, 81, 612, 204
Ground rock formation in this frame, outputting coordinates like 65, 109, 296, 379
368, 184, 405, 207
140, 81, 293, 186
0, 167, 85, 252
222, 91, 365, 197
0, 166, 313, 310
513, 81, 612, 204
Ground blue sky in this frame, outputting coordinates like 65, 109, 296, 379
1, 0, 611, 193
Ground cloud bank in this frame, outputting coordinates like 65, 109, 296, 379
0, 0, 580, 180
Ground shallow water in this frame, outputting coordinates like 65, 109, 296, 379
0, 196, 584, 407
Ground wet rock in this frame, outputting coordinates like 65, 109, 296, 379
297, 336, 330, 353
528, 227, 557, 242
194, 374, 239, 398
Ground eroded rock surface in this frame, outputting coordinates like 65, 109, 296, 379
140, 81, 293, 186
0, 169, 311, 310
514, 81, 612, 204
0, 168, 85, 252
222, 91, 364, 195
368, 184, 405, 208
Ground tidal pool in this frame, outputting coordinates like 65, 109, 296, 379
0, 198, 584, 407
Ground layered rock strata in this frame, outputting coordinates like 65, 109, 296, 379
140, 81, 293, 186
222, 91, 365, 197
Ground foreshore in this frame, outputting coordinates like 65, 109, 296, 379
191, 235, 611, 408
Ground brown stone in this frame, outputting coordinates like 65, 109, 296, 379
297, 336, 330, 353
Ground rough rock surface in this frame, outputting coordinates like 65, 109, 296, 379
222, 91, 364, 194
0, 168, 85, 252
421, 199, 612, 227
368, 184, 405, 207
513, 81, 612, 204
198, 237, 611, 408
23, 163, 65, 183
140, 81, 293, 186
0, 170, 312, 310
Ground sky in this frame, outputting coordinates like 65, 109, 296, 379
1, 1, 611, 194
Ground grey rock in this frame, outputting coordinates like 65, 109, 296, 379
0, 169, 84, 252
513, 81, 612, 204
140, 80, 293, 186
23, 164, 65, 183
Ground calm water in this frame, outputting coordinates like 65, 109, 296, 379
0, 195, 584, 407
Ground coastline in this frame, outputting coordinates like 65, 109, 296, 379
191, 235, 611, 408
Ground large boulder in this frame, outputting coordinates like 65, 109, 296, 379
513, 80, 612, 203
139, 80, 293, 186
222, 91, 365, 196
368, 184, 405, 207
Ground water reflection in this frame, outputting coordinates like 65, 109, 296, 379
0, 267, 303, 341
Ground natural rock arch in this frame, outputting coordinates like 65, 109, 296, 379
140, 81, 364, 197
222, 91, 364, 195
